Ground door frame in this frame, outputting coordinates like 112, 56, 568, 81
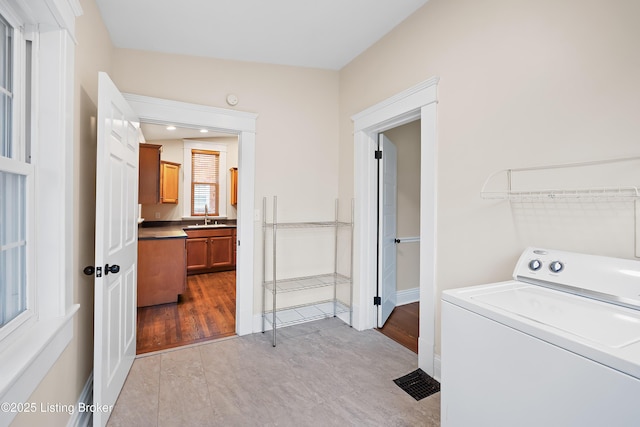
352, 77, 438, 376
124, 93, 257, 336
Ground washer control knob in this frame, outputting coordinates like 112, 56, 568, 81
549, 261, 564, 273
528, 259, 542, 271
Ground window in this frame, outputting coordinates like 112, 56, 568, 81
0, 11, 30, 335
191, 149, 220, 216
0, 0, 80, 420
0, 13, 12, 157
183, 140, 228, 219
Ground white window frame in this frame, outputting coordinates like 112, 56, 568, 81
0, 0, 81, 424
183, 140, 228, 218
0, 2, 34, 343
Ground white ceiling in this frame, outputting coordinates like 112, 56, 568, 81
94, 0, 428, 70
140, 122, 235, 141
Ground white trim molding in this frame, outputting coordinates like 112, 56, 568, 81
352, 77, 439, 377
396, 287, 420, 306
0, 305, 79, 427
123, 93, 257, 336
67, 371, 93, 427
0, 0, 82, 424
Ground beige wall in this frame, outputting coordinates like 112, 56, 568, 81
111, 49, 341, 221
339, 0, 640, 354
12, 0, 114, 425
383, 121, 421, 293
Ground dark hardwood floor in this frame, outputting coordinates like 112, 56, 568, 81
377, 302, 419, 353
136, 271, 236, 354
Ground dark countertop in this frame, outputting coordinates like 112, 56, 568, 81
138, 226, 187, 240
138, 223, 237, 240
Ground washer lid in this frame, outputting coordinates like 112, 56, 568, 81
472, 285, 640, 348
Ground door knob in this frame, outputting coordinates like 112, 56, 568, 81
83, 266, 95, 276
105, 264, 120, 275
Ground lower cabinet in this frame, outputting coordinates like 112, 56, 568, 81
185, 227, 236, 274
137, 237, 186, 307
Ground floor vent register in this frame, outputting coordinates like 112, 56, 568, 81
393, 368, 440, 401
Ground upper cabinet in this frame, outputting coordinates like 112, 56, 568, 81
160, 161, 180, 204
230, 167, 238, 206
139, 143, 162, 204
139, 143, 181, 205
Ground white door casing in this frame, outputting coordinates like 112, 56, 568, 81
122, 92, 257, 336
378, 134, 398, 327
352, 77, 439, 377
94, 73, 139, 427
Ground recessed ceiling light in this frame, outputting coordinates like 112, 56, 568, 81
166, 125, 176, 131
200, 129, 208, 133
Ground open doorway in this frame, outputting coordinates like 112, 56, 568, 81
375, 121, 421, 353
352, 77, 438, 377
123, 91, 257, 339
135, 123, 240, 354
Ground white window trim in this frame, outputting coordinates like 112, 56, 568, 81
0, 0, 81, 424
183, 140, 228, 219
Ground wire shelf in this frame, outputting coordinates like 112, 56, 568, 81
481, 157, 640, 202
481, 187, 640, 201
262, 196, 354, 346
264, 301, 351, 328
264, 273, 351, 293
264, 221, 352, 228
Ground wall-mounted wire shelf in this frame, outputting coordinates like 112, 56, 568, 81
481, 187, 640, 201
481, 157, 640, 202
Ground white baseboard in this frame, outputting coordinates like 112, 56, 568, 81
396, 287, 419, 306
66, 372, 93, 427
433, 354, 441, 382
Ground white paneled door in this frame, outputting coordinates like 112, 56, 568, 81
378, 134, 398, 327
93, 72, 139, 427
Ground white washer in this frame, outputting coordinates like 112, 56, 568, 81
441, 247, 640, 427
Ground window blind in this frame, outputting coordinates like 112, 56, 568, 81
191, 149, 220, 216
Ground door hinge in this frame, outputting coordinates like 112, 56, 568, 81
374, 296, 381, 306
374, 150, 382, 160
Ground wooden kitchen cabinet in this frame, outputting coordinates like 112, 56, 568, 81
139, 143, 162, 204
137, 237, 186, 307
185, 227, 236, 274
185, 237, 208, 271
160, 161, 180, 204
209, 234, 234, 267
230, 167, 238, 206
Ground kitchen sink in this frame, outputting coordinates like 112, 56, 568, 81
185, 223, 233, 229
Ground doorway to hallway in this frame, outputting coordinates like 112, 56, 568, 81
375, 121, 421, 330
352, 76, 438, 376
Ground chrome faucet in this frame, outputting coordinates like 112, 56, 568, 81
204, 204, 210, 225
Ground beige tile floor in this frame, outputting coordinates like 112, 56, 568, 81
107, 318, 441, 426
